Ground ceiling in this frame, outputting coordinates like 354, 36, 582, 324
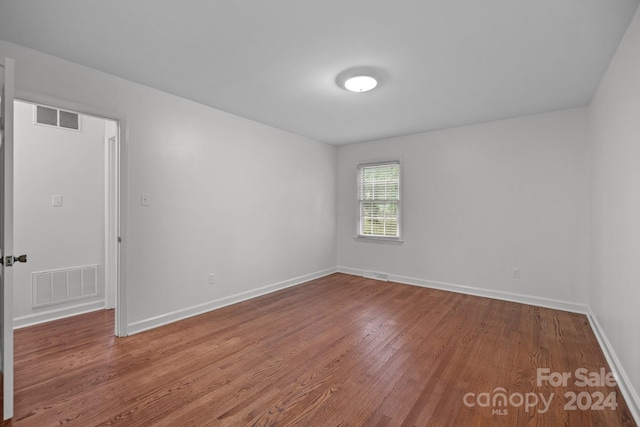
0, 1, 638, 145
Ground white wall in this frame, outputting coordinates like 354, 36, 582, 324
0, 39, 337, 332
588, 5, 640, 412
13, 101, 106, 321
337, 108, 589, 306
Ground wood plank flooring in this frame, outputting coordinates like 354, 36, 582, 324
1, 273, 636, 426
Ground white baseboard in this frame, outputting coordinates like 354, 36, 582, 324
127, 267, 337, 335
337, 266, 588, 314
587, 309, 640, 425
14, 300, 106, 329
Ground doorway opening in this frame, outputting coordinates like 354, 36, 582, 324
12, 99, 121, 334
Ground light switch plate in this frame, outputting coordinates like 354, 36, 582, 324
52, 194, 63, 207
141, 193, 150, 206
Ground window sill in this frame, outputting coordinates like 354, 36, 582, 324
354, 236, 404, 245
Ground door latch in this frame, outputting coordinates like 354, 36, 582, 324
0, 254, 27, 266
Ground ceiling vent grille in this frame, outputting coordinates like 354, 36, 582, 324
35, 105, 81, 131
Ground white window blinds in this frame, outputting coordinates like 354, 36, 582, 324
357, 161, 401, 239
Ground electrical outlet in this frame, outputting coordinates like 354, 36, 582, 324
208, 273, 215, 285
513, 268, 520, 279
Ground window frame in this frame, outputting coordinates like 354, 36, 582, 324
355, 159, 403, 244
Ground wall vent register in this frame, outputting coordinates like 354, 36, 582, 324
32, 265, 99, 308
35, 105, 81, 131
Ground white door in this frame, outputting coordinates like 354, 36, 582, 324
1, 57, 15, 420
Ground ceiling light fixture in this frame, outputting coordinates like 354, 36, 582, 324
336, 66, 387, 94
344, 75, 378, 92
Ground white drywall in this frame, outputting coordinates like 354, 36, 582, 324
337, 108, 589, 305
589, 5, 640, 411
0, 39, 337, 329
13, 100, 105, 321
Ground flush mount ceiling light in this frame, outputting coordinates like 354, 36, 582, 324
344, 75, 377, 92
336, 66, 387, 93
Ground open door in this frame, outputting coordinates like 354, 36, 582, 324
1, 57, 16, 420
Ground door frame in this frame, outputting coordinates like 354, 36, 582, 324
15, 90, 128, 337
105, 135, 118, 310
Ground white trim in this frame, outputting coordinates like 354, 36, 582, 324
355, 158, 403, 241
15, 89, 130, 338
16, 89, 123, 124
115, 116, 128, 337
336, 267, 588, 314
104, 135, 118, 310
127, 267, 337, 335
353, 236, 404, 245
586, 308, 640, 425
13, 300, 105, 329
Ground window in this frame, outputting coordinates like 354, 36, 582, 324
357, 160, 401, 241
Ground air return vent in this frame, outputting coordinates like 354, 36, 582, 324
32, 265, 99, 308
35, 105, 81, 131
363, 271, 389, 282
36, 105, 58, 126
59, 110, 80, 130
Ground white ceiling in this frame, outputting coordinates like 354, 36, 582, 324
0, 1, 638, 145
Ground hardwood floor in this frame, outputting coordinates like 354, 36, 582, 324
1, 273, 636, 426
